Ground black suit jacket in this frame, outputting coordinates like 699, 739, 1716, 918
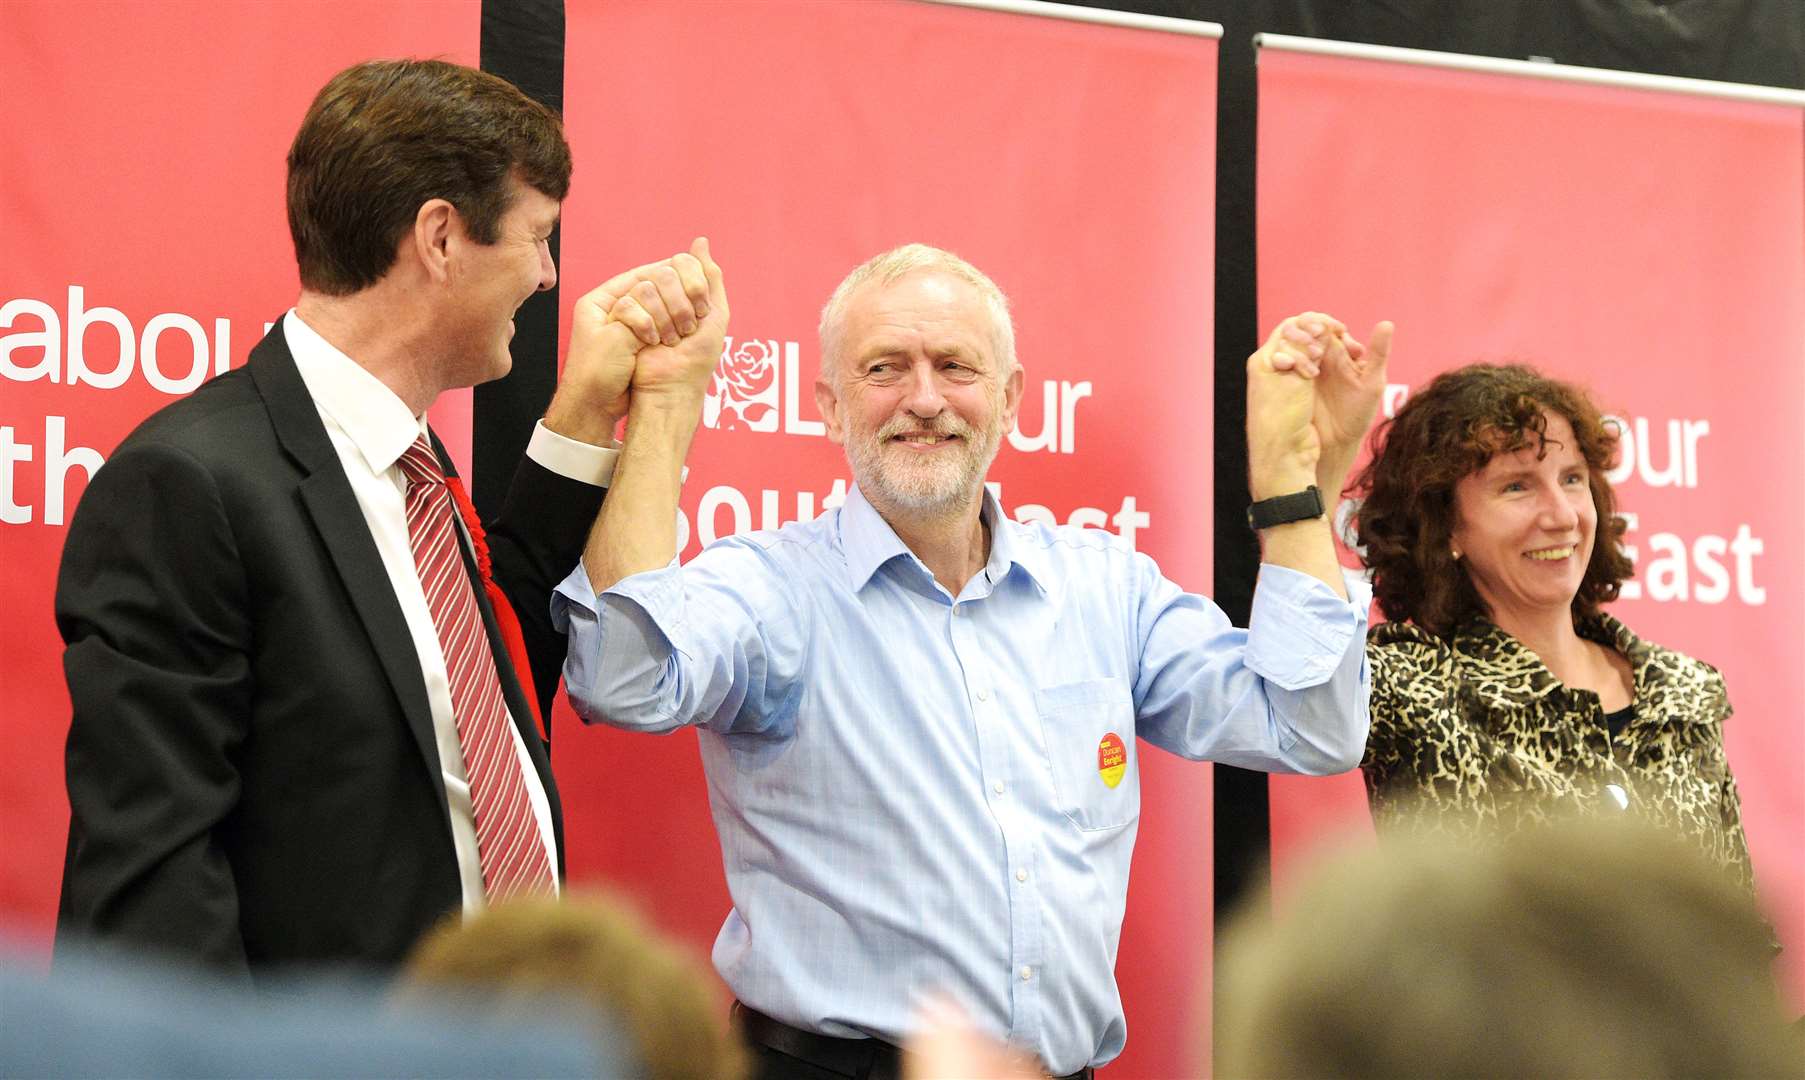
54, 322, 604, 976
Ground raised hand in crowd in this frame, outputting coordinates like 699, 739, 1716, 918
903, 998, 1041, 1080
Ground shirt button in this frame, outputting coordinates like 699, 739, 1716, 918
1015, 868, 1028, 883
1019, 966, 1033, 981
976, 688, 989, 702
993, 781, 1005, 795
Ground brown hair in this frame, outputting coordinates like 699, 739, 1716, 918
1216, 816, 1799, 1078
286, 58, 571, 295
1351, 363, 1634, 636
399, 893, 748, 1080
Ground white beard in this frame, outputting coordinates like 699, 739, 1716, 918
846, 410, 1002, 514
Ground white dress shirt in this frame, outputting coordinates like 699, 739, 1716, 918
284, 310, 617, 912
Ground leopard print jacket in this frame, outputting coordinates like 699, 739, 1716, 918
1361, 613, 1754, 890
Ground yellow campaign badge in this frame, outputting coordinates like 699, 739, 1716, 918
1097, 732, 1127, 789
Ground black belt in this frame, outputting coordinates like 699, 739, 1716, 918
734, 1003, 1094, 1080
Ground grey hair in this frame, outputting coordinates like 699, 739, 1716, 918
817, 243, 1016, 388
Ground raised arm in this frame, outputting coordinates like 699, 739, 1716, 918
490, 244, 715, 717
551, 242, 811, 735
1246, 312, 1392, 597
582, 237, 728, 591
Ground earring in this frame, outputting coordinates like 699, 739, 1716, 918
1451, 547, 1462, 560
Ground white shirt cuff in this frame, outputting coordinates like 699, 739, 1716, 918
527, 421, 619, 486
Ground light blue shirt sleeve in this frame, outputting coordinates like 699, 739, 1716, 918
552, 539, 806, 736
1133, 561, 1372, 775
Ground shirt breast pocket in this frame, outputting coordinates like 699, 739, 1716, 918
1034, 677, 1139, 832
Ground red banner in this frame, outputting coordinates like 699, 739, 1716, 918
1257, 41, 1805, 1006
558, 1, 1217, 1072
0, 1, 479, 947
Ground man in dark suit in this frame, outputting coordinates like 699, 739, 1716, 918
53, 58, 729, 976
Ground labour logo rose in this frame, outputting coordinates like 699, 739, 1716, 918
703, 337, 781, 432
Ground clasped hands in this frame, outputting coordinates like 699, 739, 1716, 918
1246, 310, 1395, 503
563, 246, 1385, 506
565, 237, 730, 439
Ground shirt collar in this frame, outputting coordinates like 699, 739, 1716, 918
838, 484, 916, 592
283, 309, 426, 476
1452, 617, 1565, 708
980, 486, 1053, 595
838, 483, 1051, 596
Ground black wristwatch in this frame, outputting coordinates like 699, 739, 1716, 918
1247, 485, 1325, 530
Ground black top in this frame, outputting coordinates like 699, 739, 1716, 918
1605, 703, 1636, 740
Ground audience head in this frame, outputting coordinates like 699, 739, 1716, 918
1352, 363, 1633, 635
1216, 816, 1797, 1078
287, 58, 572, 295
5, 936, 605, 1077
398, 892, 748, 1080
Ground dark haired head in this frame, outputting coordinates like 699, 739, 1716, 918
1351, 363, 1634, 636
287, 59, 571, 295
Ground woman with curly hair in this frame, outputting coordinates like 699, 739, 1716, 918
1349, 363, 1754, 887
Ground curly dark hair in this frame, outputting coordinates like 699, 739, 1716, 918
1350, 364, 1634, 636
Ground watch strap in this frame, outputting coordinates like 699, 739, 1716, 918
1247, 485, 1325, 530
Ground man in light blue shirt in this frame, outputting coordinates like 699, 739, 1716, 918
554, 245, 1393, 1077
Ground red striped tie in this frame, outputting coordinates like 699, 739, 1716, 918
398, 438, 555, 901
